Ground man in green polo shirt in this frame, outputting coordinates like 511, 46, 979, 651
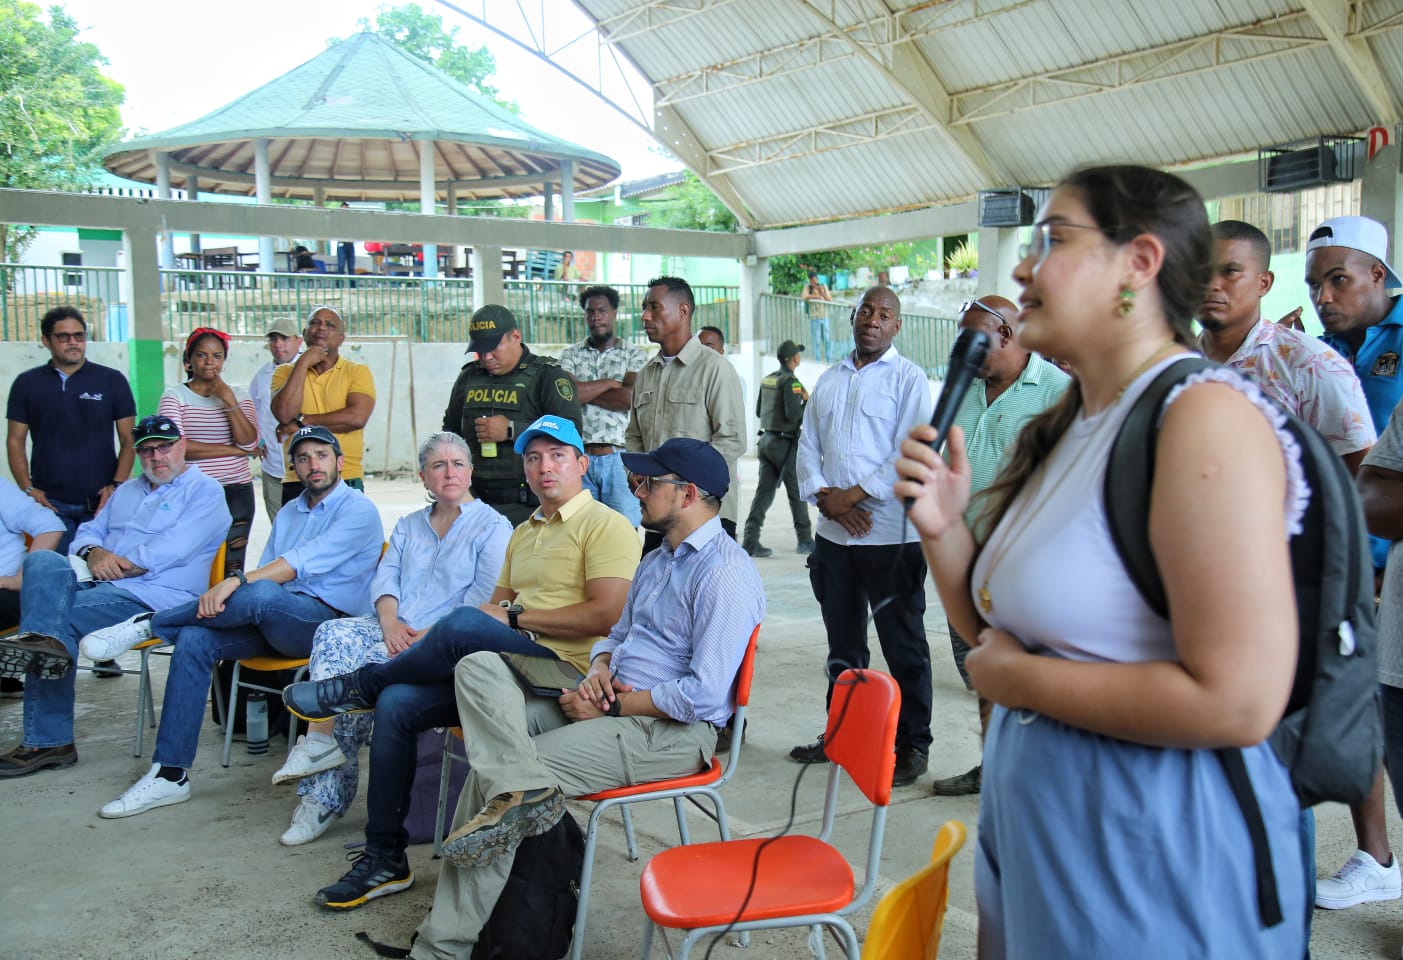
931, 295, 1069, 797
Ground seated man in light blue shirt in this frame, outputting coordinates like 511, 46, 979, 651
0, 415, 230, 778
91, 425, 383, 818
403, 438, 765, 960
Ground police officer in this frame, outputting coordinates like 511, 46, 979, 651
442, 305, 582, 525
743, 340, 814, 557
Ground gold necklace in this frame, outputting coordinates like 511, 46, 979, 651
976, 340, 1180, 615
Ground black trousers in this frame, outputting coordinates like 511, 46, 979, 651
221, 481, 256, 577
0, 588, 18, 631
809, 536, 931, 753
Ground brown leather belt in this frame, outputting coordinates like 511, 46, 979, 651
584, 443, 621, 455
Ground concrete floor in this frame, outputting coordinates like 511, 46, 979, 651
3, 462, 1402, 959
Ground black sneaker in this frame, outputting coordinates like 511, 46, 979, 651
796, 540, 815, 555
788, 734, 829, 764
743, 543, 774, 558
892, 747, 929, 788
441, 787, 565, 868
930, 764, 982, 796
315, 849, 413, 910
91, 660, 123, 679
0, 633, 72, 680
283, 673, 375, 722
0, 742, 77, 778
0, 676, 23, 699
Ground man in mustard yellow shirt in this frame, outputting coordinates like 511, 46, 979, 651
271, 306, 375, 502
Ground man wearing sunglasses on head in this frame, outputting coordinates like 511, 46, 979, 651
928, 296, 1070, 798
0, 415, 229, 778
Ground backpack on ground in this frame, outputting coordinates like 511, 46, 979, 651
1104, 356, 1383, 925
471, 811, 584, 960
404, 727, 469, 846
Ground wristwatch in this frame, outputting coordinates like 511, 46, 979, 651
234, 571, 249, 586
606, 697, 623, 717
78, 545, 97, 561
506, 603, 523, 631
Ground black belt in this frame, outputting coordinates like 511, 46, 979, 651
763, 430, 799, 440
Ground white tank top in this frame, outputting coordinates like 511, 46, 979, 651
969, 356, 1307, 664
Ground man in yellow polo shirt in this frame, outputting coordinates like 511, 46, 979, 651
271, 305, 376, 502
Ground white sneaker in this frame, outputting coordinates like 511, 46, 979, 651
272, 735, 347, 785
100, 764, 190, 819
81, 612, 155, 661
1316, 849, 1402, 909
280, 795, 340, 846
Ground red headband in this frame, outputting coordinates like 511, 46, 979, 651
185, 327, 231, 361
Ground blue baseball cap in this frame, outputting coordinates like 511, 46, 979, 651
621, 438, 730, 498
513, 415, 585, 455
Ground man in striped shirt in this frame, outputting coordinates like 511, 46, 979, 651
931, 296, 1069, 797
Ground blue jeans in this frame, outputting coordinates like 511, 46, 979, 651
582, 451, 640, 526
150, 581, 337, 770
808, 314, 831, 363
48, 499, 95, 555
17, 550, 149, 747
358, 606, 556, 855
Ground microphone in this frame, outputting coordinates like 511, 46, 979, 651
926, 328, 992, 452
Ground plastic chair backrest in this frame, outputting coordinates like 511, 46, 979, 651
208, 543, 227, 588
861, 820, 967, 960
733, 624, 761, 708
823, 669, 899, 806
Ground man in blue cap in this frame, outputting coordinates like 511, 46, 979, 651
282, 414, 639, 911
399, 436, 763, 960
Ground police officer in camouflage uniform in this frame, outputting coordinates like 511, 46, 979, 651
442, 305, 582, 525
743, 340, 814, 557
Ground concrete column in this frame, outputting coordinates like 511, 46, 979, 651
543, 182, 554, 223
313, 186, 326, 256
560, 160, 576, 222
1361, 143, 1403, 270
186, 174, 200, 254
420, 140, 438, 279
122, 222, 165, 414
154, 152, 174, 268
739, 254, 768, 438
471, 244, 504, 311
975, 225, 1023, 301
254, 138, 275, 277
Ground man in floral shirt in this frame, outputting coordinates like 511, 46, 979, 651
559, 286, 646, 525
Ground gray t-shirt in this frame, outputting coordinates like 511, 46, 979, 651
1363, 417, 1403, 688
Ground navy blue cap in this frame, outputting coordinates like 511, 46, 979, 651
289, 424, 343, 456
621, 438, 729, 498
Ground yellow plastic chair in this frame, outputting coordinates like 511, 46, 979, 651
861, 821, 966, 960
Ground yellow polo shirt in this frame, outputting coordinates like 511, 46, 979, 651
271, 356, 376, 481
498, 489, 641, 671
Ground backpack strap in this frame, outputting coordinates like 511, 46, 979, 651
1216, 749, 1285, 927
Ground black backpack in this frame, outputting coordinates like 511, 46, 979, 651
471, 812, 584, 960
1104, 356, 1382, 925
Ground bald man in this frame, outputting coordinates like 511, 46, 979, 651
930, 296, 1069, 797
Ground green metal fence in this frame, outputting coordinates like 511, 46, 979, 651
758, 293, 959, 377
0, 263, 124, 341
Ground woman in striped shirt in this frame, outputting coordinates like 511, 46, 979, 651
157, 327, 259, 575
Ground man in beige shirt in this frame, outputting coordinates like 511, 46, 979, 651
626, 276, 746, 553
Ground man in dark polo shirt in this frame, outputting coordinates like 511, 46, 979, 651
6, 307, 136, 551
6, 306, 137, 679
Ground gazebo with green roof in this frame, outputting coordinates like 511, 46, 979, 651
102, 32, 620, 276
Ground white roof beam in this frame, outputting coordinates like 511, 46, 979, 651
706, 106, 932, 173
1299, 0, 1399, 124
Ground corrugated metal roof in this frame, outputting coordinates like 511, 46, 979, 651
571, 0, 1403, 227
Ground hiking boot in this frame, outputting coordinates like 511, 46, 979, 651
272, 734, 347, 785
91, 660, 124, 679
892, 747, 929, 788
282, 674, 375, 722
315, 849, 413, 910
280, 795, 340, 846
0, 742, 77, 778
1316, 849, 1402, 909
743, 542, 773, 558
788, 734, 829, 764
100, 764, 190, 818
0, 676, 23, 699
930, 764, 982, 796
80, 612, 154, 661
796, 540, 815, 555
0, 633, 72, 680
441, 787, 565, 868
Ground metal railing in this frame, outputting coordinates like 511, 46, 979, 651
758, 294, 959, 377
0, 263, 742, 346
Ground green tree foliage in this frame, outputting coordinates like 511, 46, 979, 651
646, 171, 739, 232
332, 3, 516, 112
769, 251, 853, 295
0, 1, 124, 260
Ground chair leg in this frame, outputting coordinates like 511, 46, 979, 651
638, 919, 654, 960
570, 805, 607, 960
620, 805, 639, 861
133, 648, 152, 757
434, 742, 453, 858
673, 797, 691, 846
285, 666, 309, 760
221, 662, 242, 767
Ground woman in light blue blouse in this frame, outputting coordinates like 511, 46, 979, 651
272, 432, 512, 846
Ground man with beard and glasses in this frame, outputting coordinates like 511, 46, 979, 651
559, 286, 647, 525
89, 425, 382, 818
0, 416, 228, 777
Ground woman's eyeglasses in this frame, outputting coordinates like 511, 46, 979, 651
1019, 221, 1109, 266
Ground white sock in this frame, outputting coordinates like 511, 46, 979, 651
304, 731, 335, 746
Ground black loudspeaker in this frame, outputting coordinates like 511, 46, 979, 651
1264, 144, 1338, 192
978, 189, 1038, 227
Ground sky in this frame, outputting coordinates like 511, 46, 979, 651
55, 0, 682, 186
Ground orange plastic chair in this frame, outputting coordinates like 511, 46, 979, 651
567, 624, 761, 959
861, 821, 966, 960
638, 668, 900, 960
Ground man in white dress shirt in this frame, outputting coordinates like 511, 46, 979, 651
248, 319, 303, 521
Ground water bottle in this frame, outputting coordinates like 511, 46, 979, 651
245, 692, 269, 756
